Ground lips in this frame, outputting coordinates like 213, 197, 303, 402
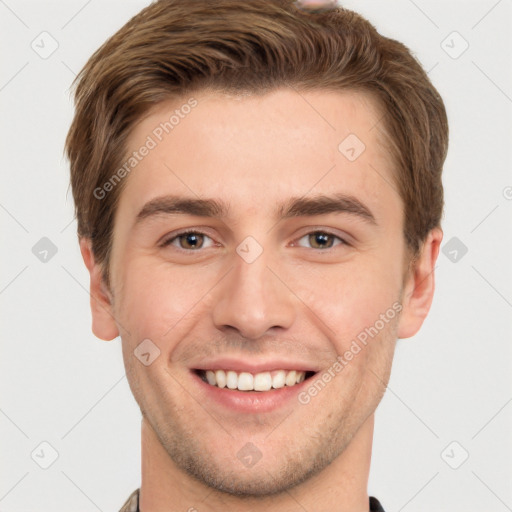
190, 358, 318, 395
191, 358, 319, 374
190, 364, 317, 413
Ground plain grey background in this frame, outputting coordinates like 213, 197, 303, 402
1, 1, 511, 510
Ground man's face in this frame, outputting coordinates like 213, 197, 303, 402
101, 88, 412, 495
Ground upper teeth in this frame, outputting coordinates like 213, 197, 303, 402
203, 369, 306, 391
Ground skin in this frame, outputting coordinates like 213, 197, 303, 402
80, 88, 442, 512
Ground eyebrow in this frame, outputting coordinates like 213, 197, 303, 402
134, 193, 377, 226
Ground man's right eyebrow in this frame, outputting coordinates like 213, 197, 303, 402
134, 196, 229, 225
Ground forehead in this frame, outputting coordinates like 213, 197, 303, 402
116, 87, 399, 222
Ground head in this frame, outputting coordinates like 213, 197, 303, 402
66, 0, 448, 498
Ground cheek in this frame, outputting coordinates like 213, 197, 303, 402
291, 253, 403, 346
114, 257, 220, 343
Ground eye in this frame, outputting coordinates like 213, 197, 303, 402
161, 231, 215, 251
295, 231, 347, 250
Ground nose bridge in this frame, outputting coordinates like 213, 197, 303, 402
212, 244, 296, 339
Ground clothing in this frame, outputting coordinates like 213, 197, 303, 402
370, 496, 386, 511
119, 488, 386, 511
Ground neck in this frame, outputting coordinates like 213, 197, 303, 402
139, 415, 373, 512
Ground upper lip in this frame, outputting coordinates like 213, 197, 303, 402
191, 358, 320, 374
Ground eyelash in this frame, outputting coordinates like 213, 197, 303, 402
160, 229, 349, 252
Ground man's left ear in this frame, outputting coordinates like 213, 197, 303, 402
397, 228, 443, 339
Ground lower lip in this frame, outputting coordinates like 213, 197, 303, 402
190, 371, 314, 413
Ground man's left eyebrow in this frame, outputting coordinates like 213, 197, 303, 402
279, 193, 377, 225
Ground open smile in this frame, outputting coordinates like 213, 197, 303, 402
194, 368, 316, 391
189, 364, 319, 414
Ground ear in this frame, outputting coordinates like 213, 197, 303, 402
79, 238, 120, 341
397, 228, 443, 339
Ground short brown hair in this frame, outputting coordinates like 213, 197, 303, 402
65, 0, 448, 287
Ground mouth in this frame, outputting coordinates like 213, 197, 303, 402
193, 369, 317, 392
188, 359, 321, 413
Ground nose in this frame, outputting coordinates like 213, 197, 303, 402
211, 247, 296, 340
